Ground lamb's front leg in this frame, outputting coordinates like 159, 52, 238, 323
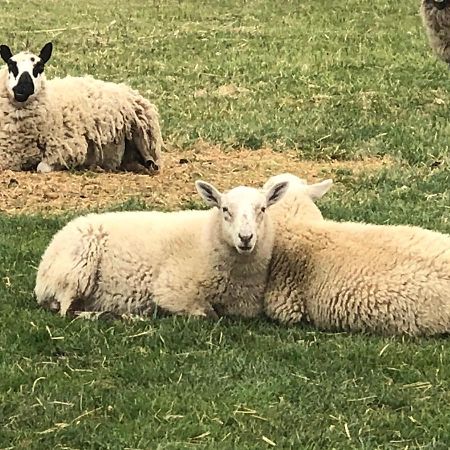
36, 138, 87, 173
37, 161, 55, 173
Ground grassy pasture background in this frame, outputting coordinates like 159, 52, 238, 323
1, 0, 450, 448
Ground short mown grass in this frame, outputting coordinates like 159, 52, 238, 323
1, 0, 450, 449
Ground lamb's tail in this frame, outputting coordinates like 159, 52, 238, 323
34, 221, 104, 316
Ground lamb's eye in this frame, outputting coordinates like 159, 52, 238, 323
222, 207, 229, 213
261, 206, 266, 213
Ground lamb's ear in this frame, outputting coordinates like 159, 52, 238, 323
39, 42, 53, 64
195, 180, 222, 208
306, 179, 333, 200
0, 45, 13, 63
266, 181, 289, 208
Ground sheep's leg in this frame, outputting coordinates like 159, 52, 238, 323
131, 97, 162, 171
120, 137, 159, 174
131, 130, 161, 172
71, 310, 124, 321
188, 304, 219, 320
36, 138, 88, 173
37, 162, 54, 173
99, 139, 125, 171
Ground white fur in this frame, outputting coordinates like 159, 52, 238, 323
263, 174, 450, 336
35, 179, 288, 319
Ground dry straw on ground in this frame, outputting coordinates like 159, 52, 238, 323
0, 142, 391, 215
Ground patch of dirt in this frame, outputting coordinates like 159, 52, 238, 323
0, 142, 392, 215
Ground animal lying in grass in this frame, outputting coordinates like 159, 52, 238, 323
420, 0, 450, 67
0, 42, 162, 173
35, 179, 289, 319
263, 174, 450, 336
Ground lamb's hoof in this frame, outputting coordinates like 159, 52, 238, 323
72, 311, 121, 321
206, 308, 220, 320
144, 160, 159, 172
49, 300, 61, 313
37, 162, 53, 173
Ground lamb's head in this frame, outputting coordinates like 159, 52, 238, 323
196, 180, 289, 255
0, 42, 52, 104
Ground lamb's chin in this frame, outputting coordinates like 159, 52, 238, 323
236, 246, 255, 256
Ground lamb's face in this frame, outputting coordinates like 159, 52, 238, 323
0, 42, 52, 104
196, 180, 288, 255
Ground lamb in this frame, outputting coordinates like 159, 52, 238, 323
0, 42, 162, 173
263, 174, 450, 336
420, 0, 450, 67
34, 178, 289, 319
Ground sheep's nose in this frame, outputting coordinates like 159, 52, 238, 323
238, 233, 253, 244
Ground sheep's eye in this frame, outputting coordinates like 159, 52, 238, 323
261, 206, 266, 213
222, 207, 229, 213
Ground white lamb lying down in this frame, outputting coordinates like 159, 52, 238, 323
263, 174, 450, 336
35, 179, 289, 319
0, 42, 162, 173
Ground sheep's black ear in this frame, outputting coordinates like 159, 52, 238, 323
39, 42, 53, 64
0, 45, 13, 63
195, 180, 222, 208
266, 181, 289, 207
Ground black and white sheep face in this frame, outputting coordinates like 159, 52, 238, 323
196, 180, 288, 255
0, 42, 52, 104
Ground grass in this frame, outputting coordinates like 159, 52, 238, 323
1, 0, 450, 448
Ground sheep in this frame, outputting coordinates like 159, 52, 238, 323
34, 178, 289, 320
0, 42, 162, 173
263, 176, 450, 336
420, 0, 450, 67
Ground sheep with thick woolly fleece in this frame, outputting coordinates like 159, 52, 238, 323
0, 42, 162, 173
263, 174, 450, 336
35, 178, 289, 319
420, 0, 450, 67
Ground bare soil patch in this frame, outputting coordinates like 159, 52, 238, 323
0, 142, 392, 215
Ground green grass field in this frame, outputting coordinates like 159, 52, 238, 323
1, 0, 450, 448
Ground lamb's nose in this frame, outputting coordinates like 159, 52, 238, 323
238, 233, 253, 244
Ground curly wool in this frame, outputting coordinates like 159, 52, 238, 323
0, 69, 162, 171
34, 208, 273, 320
265, 217, 450, 336
420, 0, 450, 64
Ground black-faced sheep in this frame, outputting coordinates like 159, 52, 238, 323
0, 42, 162, 173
